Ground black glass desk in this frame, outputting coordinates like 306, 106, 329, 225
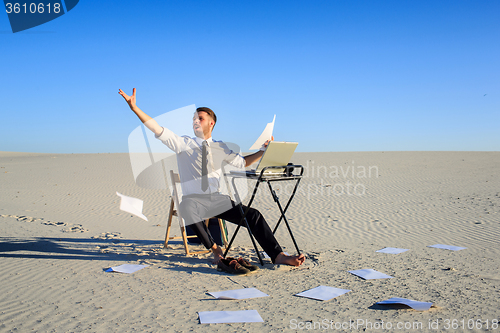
223, 165, 304, 266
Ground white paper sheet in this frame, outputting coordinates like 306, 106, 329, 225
116, 192, 148, 221
208, 288, 269, 300
377, 297, 433, 311
105, 264, 149, 274
427, 244, 467, 251
295, 286, 351, 301
249, 115, 276, 150
349, 269, 394, 280
198, 310, 263, 324
376, 247, 409, 254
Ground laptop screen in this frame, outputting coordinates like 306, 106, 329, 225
255, 141, 298, 172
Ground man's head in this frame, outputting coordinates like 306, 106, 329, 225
193, 107, 217, 139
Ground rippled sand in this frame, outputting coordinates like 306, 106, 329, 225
1, 151, 499, 332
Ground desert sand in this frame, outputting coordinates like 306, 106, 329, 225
0, 151, 499, 332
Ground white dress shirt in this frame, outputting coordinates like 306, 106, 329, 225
155, 127, 246, 196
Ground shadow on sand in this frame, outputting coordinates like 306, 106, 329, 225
0, 236, 223, 275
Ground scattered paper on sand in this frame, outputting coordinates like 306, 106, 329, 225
295, 286, 351, 301
198, 310, 263, 324
106, 264, 149, 274
116, 192, 148, 221
349, 269, 394, 280
249, 115, 275, 150
376, 247, 409, 254
208, 288, 269, 300
377, 297, 433, 311
428, 244, 467, 251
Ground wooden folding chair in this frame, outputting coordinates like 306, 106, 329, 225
164, 170, 228, 255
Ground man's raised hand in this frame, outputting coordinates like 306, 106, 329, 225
118, 88, 161, 134
262, 136, 274, 150
118, 88, 137, 110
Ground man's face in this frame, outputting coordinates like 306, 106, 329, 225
193, 111, 214, 138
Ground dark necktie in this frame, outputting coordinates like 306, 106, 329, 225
201, 140, 208, 191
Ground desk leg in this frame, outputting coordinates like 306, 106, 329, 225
268, 181, 301, 255
223, 179, 265, 266
271, 177, 302, 234
223, 224, 241, 257
223, 204, 264, 266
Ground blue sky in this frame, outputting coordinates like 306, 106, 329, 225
1, 0, 499, 153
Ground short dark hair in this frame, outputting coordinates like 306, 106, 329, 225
196, 107, 217, 128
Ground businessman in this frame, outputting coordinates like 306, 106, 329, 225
119, 88, 305, 267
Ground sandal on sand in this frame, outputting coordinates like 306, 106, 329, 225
217, 258, 250, 275
226, 257, 259, 271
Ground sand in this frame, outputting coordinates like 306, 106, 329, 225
0, 151, 499, 332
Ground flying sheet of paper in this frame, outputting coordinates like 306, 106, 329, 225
208, 288, 269, 300
349, 269, 394, 280
249, 114, 276, 150
376, 247, 409, 254
105, 264, 149, 274
198, 310, 263, 324
295, 286, 351, 301
377, 297, 433, 311
116, 192, 148, 221
427, 244, 467, 251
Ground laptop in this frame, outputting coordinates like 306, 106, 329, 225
230, 141, 298, 177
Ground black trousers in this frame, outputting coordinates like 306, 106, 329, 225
179, 193, 283, 263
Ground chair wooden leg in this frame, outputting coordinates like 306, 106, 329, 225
181, 225, 191, 255
164, 196, 222, 255
182, 226, 211, 255
219, 218, 228, 248
164, 198, 176, 248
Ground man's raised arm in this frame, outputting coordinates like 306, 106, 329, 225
119, 88, 163, 136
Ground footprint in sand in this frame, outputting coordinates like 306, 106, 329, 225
42, 220, 88, 232
92, 232, 122, 241
0, 214, 88, 232
305, 251, 322, 268
62, 224, 88, 233
1, 214, 42, 223
43, 221, 67, 226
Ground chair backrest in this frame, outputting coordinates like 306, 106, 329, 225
169, 170, 185, 227
170, 170, 181, 183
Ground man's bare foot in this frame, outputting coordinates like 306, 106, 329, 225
274, 252, 305, 266
211, 245, 224, 264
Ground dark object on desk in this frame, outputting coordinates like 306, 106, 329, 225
285, 163, 295, 177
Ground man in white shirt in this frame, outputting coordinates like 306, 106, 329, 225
119, 88, 305, 267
